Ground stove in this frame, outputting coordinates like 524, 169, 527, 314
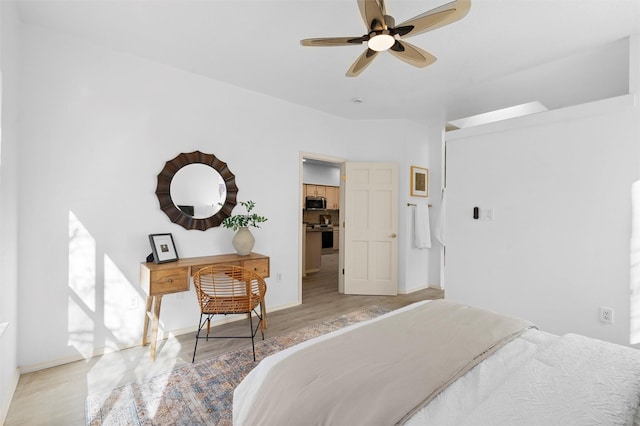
307, 223, 333, 230
304, 223, 335, 254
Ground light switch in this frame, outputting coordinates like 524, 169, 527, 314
479, 208, 494, 221
485, 208, 494, 221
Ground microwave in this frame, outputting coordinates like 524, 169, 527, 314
305, 196, 327, 210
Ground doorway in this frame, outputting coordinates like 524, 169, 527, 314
300, 153, 343, 303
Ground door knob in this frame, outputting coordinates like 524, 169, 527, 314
390, 233, 397, 238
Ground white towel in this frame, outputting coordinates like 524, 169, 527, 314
414, 204, 431, 249
434, 189, 446, 246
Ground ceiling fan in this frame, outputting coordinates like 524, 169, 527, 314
300, 0, 471, 77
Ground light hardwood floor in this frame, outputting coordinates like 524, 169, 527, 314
5, 253, 443, 425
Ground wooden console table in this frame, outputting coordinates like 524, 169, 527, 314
140, 252, 270, 361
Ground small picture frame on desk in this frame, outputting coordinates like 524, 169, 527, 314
410, 166, 429, 197
148, 233, 179, 264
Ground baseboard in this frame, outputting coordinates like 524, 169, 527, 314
398, 284, 442, 294
19, 300, 304, 373
19, 344, 131, 374
1, 367, 20, 424
267, 300, 301, 312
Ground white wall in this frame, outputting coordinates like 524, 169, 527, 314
403, 110, 446, 291
0, 1, 21, 422
445, 95, 639, 346
16, 24, 436, 370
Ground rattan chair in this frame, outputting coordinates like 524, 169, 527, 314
192, 264, 267, 363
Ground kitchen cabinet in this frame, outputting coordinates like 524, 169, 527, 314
325, 186, 339, 210
305, 230, 322, 273
305, 184, 326, 197
333, 228, 339, 252
302, 186, 306, 209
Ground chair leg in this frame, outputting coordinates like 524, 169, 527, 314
249, 314, 256, 361
258, 311, 264, 340
192, 313, 204, 363
194, 311, 262, 363
192, 313, 212, 363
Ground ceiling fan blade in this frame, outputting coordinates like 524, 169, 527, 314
346, 48, 379, 77
357, 0, 387, 31
301, 37, 367, 47
396, 0, 471, 38
388, 40, 437, 68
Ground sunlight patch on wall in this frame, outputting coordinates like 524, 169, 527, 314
630, 181, 640, 344
68, 211, 96, 357
104, 254, 142, 349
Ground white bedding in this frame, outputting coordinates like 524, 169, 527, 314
409, 329, 640, 425
233, 301, 640, 425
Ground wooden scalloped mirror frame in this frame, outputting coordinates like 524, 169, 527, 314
155, 151, 238, 231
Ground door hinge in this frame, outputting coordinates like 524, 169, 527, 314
342, 268, 345, 275
342, 175, 346, 181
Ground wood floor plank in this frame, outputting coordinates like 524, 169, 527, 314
4, 253, 443, 425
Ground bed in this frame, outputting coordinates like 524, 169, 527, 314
233, 300, 640, 425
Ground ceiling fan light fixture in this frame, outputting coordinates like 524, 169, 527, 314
367, 33, 395, 51
299, 0, 472, 76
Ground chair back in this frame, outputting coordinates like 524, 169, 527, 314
193, 265, 266, 315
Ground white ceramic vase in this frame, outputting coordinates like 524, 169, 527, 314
232, 227, 255, 256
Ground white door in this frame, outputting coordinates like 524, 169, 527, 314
343, 162, 398, 295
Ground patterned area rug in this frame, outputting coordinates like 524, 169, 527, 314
86, 305, 389, 425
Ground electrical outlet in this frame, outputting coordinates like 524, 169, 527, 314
128, 297, 138, 310
276, 272, 282, 282
599, 307, 614, 324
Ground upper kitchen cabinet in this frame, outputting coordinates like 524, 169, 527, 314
305, 185, 326, 197
325, 186, 339, 210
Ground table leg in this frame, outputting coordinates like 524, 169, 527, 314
149, 295, 162, 361
261, 300, 268, 329
141, 296, 153, 346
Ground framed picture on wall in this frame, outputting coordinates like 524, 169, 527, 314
148, 233, 179, 264
410, 166, 429, 197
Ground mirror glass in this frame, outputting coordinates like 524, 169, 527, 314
170, 164, 227, 219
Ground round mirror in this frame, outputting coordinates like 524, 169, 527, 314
170, 164, 227, 219
155, 151, 238, 231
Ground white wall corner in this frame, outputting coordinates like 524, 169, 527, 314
0, 367, 20, 425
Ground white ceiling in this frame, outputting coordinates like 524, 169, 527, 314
15, 0, 640, 124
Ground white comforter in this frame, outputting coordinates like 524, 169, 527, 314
234, 302, 640, 425
408, 329, 640, 425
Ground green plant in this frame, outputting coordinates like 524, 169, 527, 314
222, 200, 268, 231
